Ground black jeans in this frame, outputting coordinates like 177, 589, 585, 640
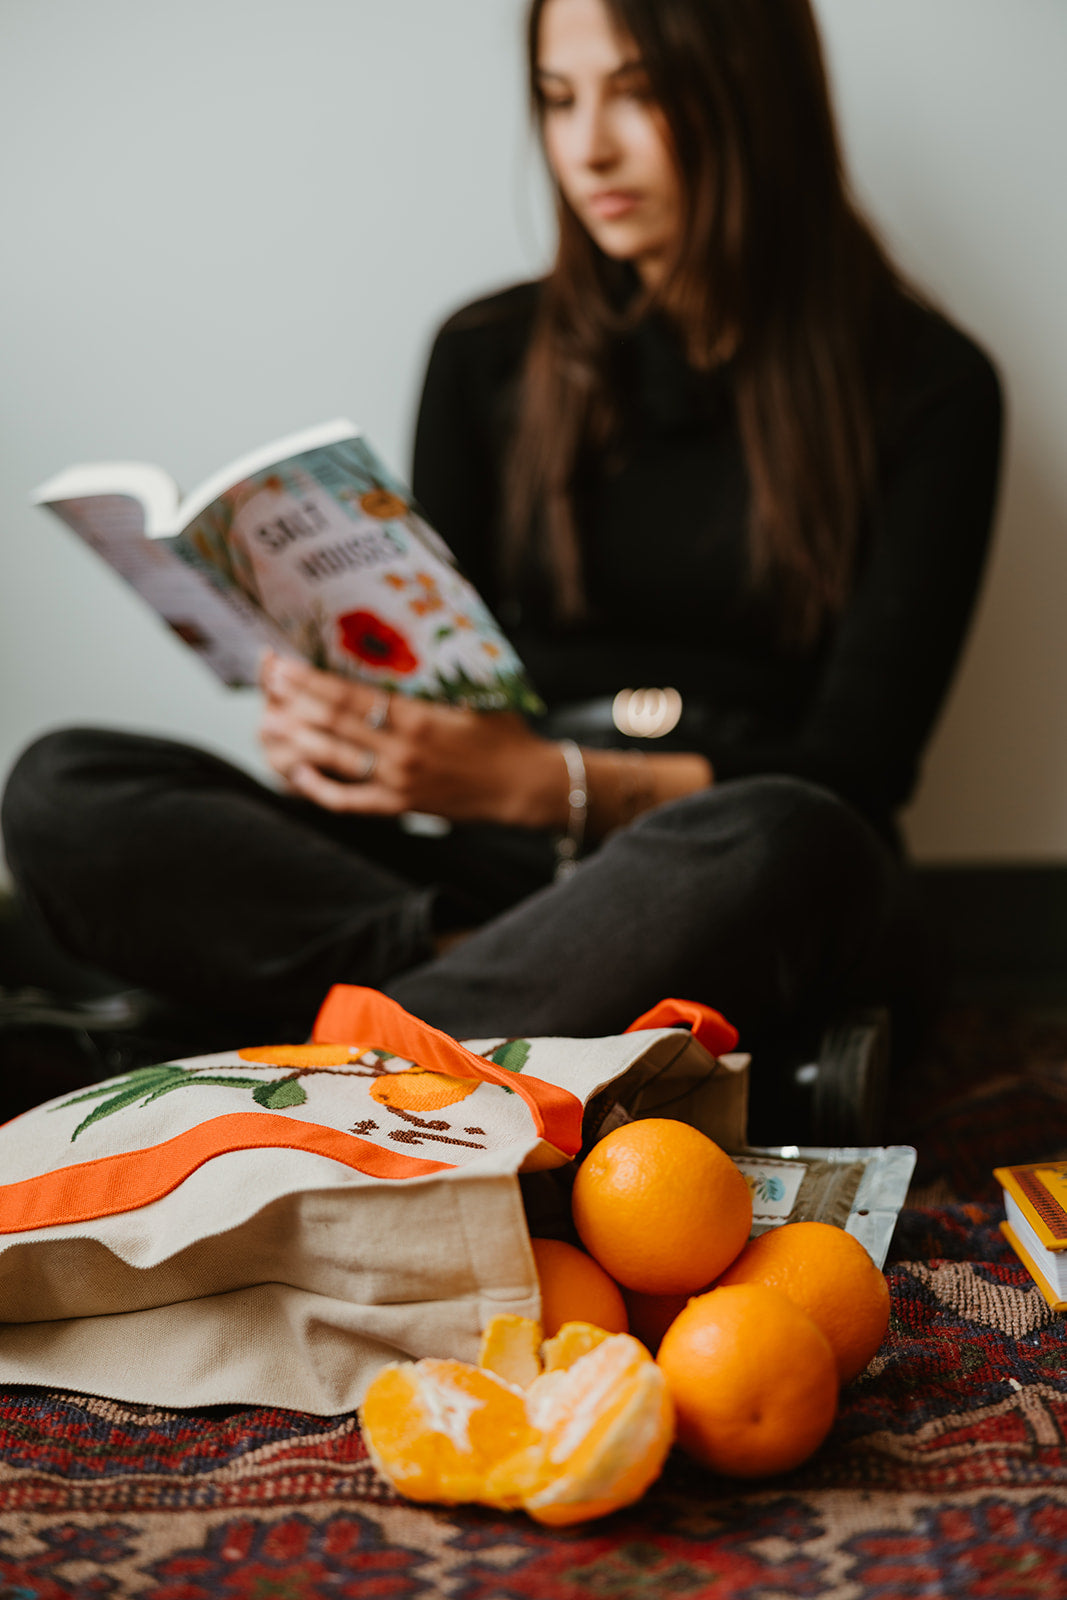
2, 728, 921, 1057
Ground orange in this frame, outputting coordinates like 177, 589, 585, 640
530, 1237, 628, 1337
657, 1284, 838, 1477
715, 1221, 890, 1384
622, 1287, 695, 1355
571, 1119, 753, 1295
360, 1320, 674, 1525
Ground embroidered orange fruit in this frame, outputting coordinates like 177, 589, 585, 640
656, 1283, 838, 1477
714, 1221, 891, 1384
621, 1287, 695, 1354
369, 1069, 479, 1113
530, 1238, 628, 1337
238, 1044, 357, 1067
571, 1119, 753, 1294
360, 1320, 674, 1526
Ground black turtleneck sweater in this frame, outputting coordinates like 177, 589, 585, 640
411, 281, 1002, 839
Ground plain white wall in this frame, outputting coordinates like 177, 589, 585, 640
1, 0, 1064, 867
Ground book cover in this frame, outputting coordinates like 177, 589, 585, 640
33, 421, 543, 714
994, 1161, 1067, 1252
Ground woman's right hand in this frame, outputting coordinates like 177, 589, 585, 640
257, 652, 568, 826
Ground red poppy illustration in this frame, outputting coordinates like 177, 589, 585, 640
336, 610, 419, 674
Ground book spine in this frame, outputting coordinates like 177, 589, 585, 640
995, 1165, 1067, 1252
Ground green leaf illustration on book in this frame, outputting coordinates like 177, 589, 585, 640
54, 1062, 308, 1141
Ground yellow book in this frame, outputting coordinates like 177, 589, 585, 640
994, 1160, 1067, 1311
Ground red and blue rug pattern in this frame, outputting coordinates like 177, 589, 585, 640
0, 1203, 1065, 1599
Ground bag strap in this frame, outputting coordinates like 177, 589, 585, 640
625, 997, 739, 1058
312, 985, 585, 1159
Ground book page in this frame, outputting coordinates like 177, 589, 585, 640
1004, 1191, 1067, 1295
175, 434, 542, 713
46, 493, 290, 687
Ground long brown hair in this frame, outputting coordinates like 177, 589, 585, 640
508, 0, 907, 647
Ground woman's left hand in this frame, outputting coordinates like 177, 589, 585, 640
258, 652, 565, 826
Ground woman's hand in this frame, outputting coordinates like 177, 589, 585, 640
258, 653, 566, 826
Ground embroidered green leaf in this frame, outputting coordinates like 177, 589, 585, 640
51, 1065, 184, 1110
70, 1084, 177, 1141
59, 1062, 310, 1140
253, 1079, 309, 1109
486, 1039, 531, 1075
138, 1074, 266, 1105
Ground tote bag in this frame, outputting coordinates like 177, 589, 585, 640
0, 986, 747, 1413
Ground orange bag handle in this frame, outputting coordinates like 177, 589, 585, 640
625, 997, 739, 1058
312, 985, 585, 1159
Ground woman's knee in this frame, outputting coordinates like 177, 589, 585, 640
2, 727, 210, 875
620, 774, 895, 920
630, 772, 869, 848
3, 729, 105, 859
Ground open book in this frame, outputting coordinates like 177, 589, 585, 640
33, 420, 542, 714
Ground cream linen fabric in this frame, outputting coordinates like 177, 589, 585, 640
0, 1008, 746, 1413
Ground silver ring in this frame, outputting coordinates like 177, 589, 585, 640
364, 692, 392, 732
355, 749, 378, 782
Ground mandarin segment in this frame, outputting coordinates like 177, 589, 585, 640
715, 1220, 891, 1383
520, 1334, 674, 1526
360, 1358, 535, 1508
530, 1237, 628, 1336
478, 1315, 542, 1389
540, 1321, 612, 1372
571, 1119, 753, 1294
483, 1333, 674, 1526
657, 1283, 838, 1477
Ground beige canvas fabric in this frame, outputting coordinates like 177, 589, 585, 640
0, 989, 747, 1412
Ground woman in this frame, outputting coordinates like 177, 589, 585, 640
2, 0, 1001, 1098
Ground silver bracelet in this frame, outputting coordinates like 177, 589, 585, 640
555, 739, 588, 881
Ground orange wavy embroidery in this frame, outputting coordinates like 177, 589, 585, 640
312, 986, 584, 1158
0, 1113, 455, 1235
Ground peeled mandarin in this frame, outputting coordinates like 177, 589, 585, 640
360, 1358, 535, 1507
362, 1331, 675, 1525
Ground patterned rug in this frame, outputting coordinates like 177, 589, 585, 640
2, 1007, 1067, 1597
